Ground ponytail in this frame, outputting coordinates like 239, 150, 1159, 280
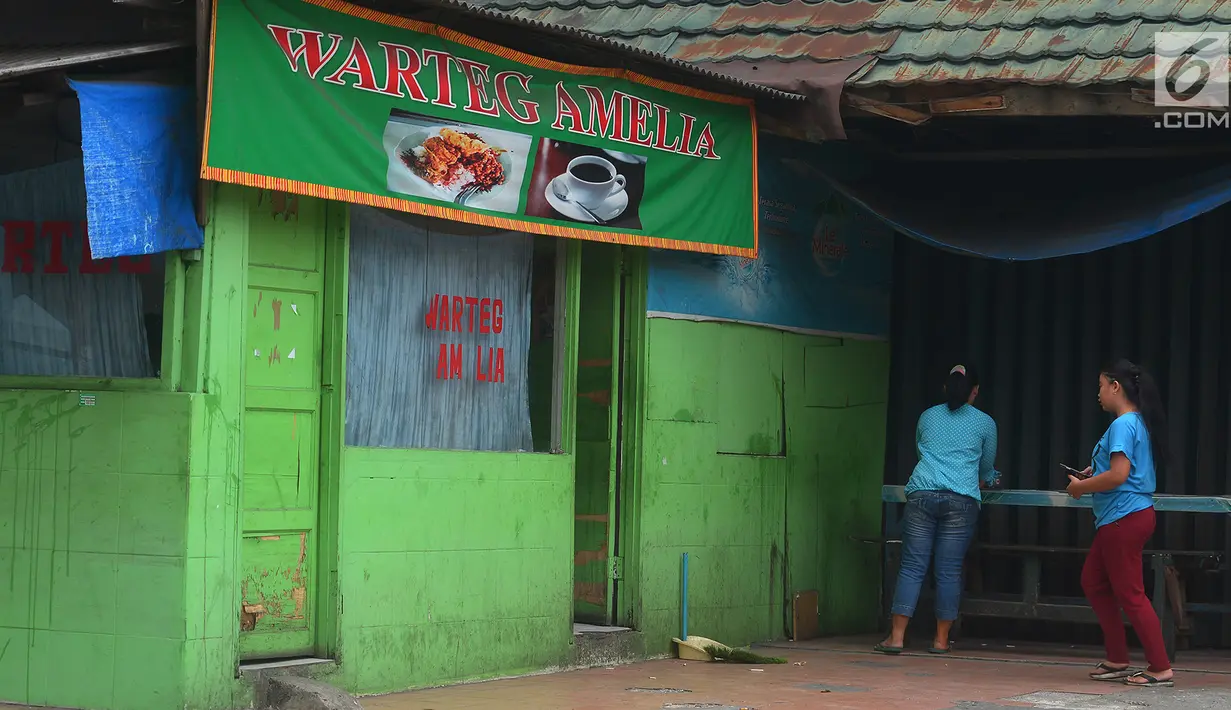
945, 364, 978, 411
1102, 359, 1170, 471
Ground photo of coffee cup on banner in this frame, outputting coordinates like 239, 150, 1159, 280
525, 138, 646, 229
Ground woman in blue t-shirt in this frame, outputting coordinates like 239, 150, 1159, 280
1065, 359, 1172, 687
875, 364, 999, 655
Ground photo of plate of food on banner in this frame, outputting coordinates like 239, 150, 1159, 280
383, 109, 532, 214
524, 138, 646, 230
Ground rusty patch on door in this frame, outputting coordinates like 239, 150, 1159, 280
258, 190, 299, 222
240, 604, 267, 631
239, 532, 309, 633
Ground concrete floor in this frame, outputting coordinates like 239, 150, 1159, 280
361, 636, 1231, 710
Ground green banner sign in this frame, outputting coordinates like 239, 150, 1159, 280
203, 0, 759, 256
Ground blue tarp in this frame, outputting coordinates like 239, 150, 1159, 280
647, 135, 893, 339
68, 80, 203, 259
808, 141, 1231, 262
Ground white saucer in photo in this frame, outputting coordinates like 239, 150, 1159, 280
545, 175, 629, 223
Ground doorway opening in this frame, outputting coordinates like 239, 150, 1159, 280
572, 242, 629, 632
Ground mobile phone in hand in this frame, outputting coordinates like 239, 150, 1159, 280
1060, 463, 1091, 479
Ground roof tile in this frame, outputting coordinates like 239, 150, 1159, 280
855, 53, 1157, 85
465, 0, 1231, 86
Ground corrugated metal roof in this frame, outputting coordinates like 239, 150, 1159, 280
0, 40, 191, 80
464, 0, 1231, 87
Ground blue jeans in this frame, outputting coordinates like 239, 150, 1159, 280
890, 490, 979, 621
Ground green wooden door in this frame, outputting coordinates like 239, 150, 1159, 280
239, 192, 328, 659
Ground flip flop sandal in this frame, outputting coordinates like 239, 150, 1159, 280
1090, 663, 1134, 681
928, 646, 951, 655
1124, 671, 1174, 688
873, 642, 903, 655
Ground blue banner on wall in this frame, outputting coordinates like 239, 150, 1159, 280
69, 80, 204, 259
647, 134, 893, 339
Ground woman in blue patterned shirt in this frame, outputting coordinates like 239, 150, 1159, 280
875, 364, 999, 655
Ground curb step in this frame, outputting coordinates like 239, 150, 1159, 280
260, 675, 362, 710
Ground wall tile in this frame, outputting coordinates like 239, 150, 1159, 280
0, 548, 32, 628
62, 470, 122, 554
0, 627, 30, 704
340, 552, 425, 628
64, 393, 125, 474
645, 318, 720, 423
338, 447, 574, 694
44, 551, 118, 635
186, 477, 208, 559
116, 555, 186, 639
183, 637, 240, 709
28, 630, 116, 709
204, 475, 232, 560
0, 390, 195, 709
183, 556, 234, 643
119, 473, 188, 557
342, 478, 420, 554
344, 625, 426, 694
717, 325, 784, 455
186, 558, 206, 641
113, 637, 184, 710
120, 393, 191, 476
0, 467, 20, 545
1, 392, 67, 472
203, 557, 232, 640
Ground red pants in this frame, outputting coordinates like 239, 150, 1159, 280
1080, 507, 1170, 672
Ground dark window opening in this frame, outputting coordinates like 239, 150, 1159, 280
0, 94, 165, 379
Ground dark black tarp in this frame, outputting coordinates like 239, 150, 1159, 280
807, 142, 1231, 261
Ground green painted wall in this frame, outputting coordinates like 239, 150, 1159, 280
0, 390, 193, 710
0, 184, 255, 710
0, 184, 589, 708
181, 185, 261, 710
786, 336, 891, 636
0, 182, 889, 709
181, 187, 587, 704
328, 232, 583, 696
633, 317, 889, 654
333, 447, 574, 693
